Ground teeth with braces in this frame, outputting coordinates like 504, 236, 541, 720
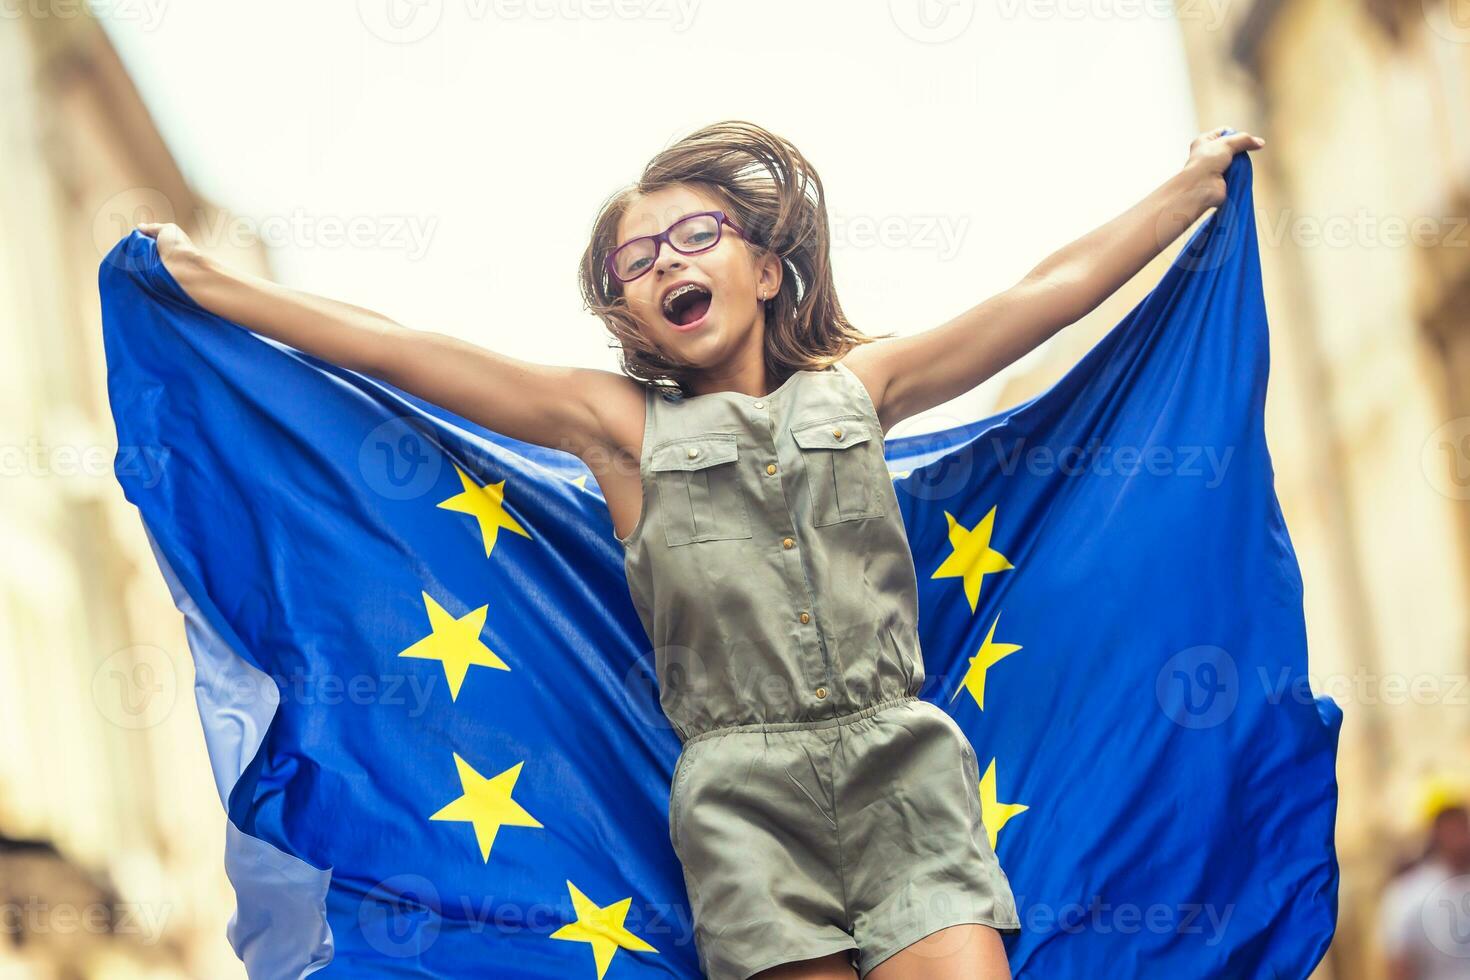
662, 283, 709, 317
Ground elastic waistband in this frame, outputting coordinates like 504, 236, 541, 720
680, 694, 920, 747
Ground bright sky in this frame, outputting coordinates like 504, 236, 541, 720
100, 0, 1199, 434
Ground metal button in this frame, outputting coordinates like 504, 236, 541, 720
832, 428, 843, 439
815, 687, 828, 699
766, 463, 777, 475
687, 446, 699, 459
752, 400, 764, 409
799, 612, 810, 624
782, 537, 795, 549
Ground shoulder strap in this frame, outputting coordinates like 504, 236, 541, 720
830, 359, 881, 428
637, 383, 658, 466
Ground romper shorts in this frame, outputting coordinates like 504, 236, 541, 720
668, 694, 1022, 979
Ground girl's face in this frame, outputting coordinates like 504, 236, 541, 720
613, 185, 778, 372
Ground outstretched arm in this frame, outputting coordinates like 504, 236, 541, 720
844, 128, 1266, 432
137, 222, 621, 460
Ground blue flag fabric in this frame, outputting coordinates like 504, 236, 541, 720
99, 150, 1340, 979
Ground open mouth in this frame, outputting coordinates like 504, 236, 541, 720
661, 282, 712, 328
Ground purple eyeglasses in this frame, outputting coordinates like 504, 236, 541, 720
606, 210, 747, 284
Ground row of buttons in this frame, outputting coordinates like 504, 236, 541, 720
694, 395, 828, 702
770, 398, 827, 702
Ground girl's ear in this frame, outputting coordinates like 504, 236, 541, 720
756, 250, 783, 298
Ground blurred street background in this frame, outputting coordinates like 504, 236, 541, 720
2, 1, 1468, 977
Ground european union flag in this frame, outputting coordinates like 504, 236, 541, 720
99, 150, 1339, 978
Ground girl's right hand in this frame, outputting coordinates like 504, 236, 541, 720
135, 221, 203, 279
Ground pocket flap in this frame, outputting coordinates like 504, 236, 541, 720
791, 417, 872, 451
650, 433, 740, 472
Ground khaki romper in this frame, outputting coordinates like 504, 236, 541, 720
619, 360, 1020, 979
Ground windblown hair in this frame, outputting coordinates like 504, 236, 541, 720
579, 120, 892, 394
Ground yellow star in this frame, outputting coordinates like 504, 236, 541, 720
950, 612, 1022, 711
429, 752, 543, 862
978, 757, 1028, 850
931, 505, 1014, 613
891, 469, 912, 479
549, 880, 658, 978
397, 591, 508, 701
437, 463, 531, 558
570, 474, 588, 489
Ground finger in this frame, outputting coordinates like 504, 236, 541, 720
1191, 126, 1231, 150
1223, 132, 1265, 152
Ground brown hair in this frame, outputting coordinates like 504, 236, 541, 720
578, 120, 893, 395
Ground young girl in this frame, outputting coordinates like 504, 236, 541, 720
139, 120, 1263, 980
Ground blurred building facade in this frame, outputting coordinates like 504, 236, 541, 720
0, 8, 264, 978
1001, 2, 1470, 977
1182, 3, 1470, 977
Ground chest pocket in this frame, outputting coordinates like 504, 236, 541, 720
791, 414, 887, 526
650, 432, 752, 547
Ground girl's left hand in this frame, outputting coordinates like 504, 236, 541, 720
1185, 127, 1266, 209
